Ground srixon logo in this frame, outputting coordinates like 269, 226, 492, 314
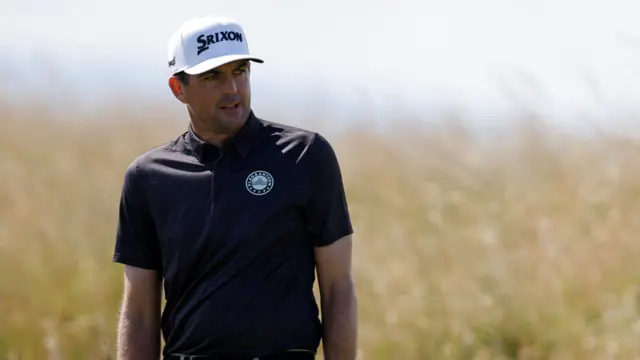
196, 31, 243, 55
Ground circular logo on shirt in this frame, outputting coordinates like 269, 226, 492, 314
245, 170, 274, 195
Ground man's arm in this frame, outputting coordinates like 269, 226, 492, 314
315, 235, 357, 360
112, 159, 164, 360
117, 266, 163, 360
303, 134, 357, 360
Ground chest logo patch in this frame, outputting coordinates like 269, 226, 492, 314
245, 170, 274, 195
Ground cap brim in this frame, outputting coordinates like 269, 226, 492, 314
183, 54, 264, 75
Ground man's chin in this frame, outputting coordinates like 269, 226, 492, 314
213, 107, 248, 129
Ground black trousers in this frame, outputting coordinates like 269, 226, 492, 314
164, 350, 315, 360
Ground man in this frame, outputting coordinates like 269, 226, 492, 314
112, 14, 357, 360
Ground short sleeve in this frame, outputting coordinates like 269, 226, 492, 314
305, 134, 353, 247
112, 159, 162, 271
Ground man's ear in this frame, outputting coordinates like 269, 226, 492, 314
168, 76, 187, 104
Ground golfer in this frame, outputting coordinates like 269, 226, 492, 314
112, 14, 357, 360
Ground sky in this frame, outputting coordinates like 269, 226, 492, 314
3, 0, 640, 128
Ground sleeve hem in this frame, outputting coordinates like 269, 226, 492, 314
113, 252, 162, 271
314, 228, 354, 248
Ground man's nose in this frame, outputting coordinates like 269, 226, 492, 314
221, 76, 238, 93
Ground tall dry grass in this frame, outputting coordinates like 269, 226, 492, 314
2, 96, 640, 360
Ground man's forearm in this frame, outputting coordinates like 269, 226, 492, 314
321, 278, 358, 360
117, 311, 161, 360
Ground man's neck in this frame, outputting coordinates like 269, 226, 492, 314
191, 126, 230, 147
190, 118, 245, 148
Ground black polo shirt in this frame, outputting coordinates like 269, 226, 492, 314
112, 110, 353, 357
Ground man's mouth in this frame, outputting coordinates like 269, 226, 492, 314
219, 103, 240, 110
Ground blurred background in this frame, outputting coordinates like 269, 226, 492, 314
3, 0, 640, 359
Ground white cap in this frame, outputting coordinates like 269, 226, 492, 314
167, 15, 263, 76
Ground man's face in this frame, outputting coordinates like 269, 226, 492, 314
171, 60, 252, 133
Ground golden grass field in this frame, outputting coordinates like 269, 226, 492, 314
2, 96, 640, 360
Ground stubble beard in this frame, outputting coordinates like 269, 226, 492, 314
209, 105, 249, 135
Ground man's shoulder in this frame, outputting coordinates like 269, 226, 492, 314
259, 117, 317, 139
124, 132, 186, 176
255, 117, 334, 164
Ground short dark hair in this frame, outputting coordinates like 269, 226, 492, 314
174, 71, 189, 85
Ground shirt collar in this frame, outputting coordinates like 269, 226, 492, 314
184, 110, 261, 161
